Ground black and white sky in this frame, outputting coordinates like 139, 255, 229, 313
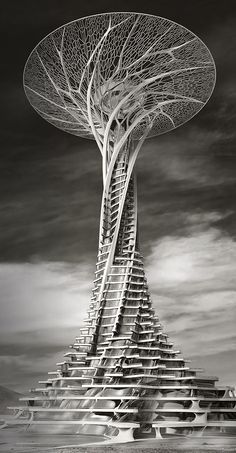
0, 0, 236, 393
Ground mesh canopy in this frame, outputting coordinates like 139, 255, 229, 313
24, 12, 216, 140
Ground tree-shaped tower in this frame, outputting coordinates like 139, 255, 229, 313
6, 12, 236, 442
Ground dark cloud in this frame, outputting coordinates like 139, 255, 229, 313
0, 326, 80, 391
0, 137, 101, 262
0, 1, 236, 263
0, 352, 65, 392
192, 350, 236, 387
0, 1, 236, 391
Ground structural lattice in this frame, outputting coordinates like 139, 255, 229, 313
5, 12, 236, 442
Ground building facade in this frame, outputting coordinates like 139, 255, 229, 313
5, 12, 236, 441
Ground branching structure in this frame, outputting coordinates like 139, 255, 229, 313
6, 12, 236, 441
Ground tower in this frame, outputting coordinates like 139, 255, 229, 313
6, 12, 236, 442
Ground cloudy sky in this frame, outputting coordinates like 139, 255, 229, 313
0, 0, 236, 393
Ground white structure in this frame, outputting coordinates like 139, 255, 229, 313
6, 12, 236, 441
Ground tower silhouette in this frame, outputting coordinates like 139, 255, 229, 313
6, 12, 236, 442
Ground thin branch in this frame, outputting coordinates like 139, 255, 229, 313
86, 67, 103, 152
160, 110, 175, 128
36, 51, 68, 108
24, 85, 67, 110
115, 16, 140, 73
